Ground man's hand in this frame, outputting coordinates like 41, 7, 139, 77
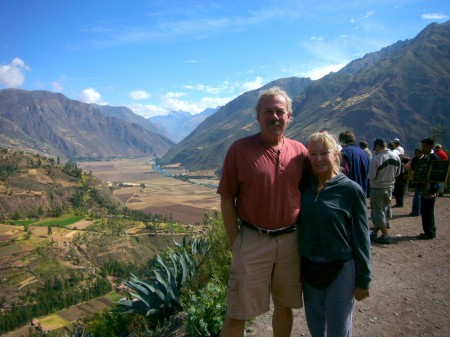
354, 287, 370, 301
220, 195, 239, 247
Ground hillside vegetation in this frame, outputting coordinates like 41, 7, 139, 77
0, 148, 223, 335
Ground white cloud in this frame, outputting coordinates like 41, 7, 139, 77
128, 91, 235, 118
127, 77, 266, 119
159, 91, 234, 115
160, 91, 199, 112
79, 88, 102, 104
198, 96, 234, 109
241, 76, 265, 92
129, 90, 150, 100
129, 103, 168, 118
183, 81, 234, 95
52, 81, 64, 92
0, 58, 31, 88
301, 39, 350, 65
302, 63, 347, 80
350, 10, 374, 23
421, 13, 449, 20
85, 4, 303, 48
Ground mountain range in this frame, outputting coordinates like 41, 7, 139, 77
0, 90, 174, 160
0, 21, 448, 171
161, 21, 450, 171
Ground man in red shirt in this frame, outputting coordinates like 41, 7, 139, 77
218, 87, 309, 337
433, 144, 448, 196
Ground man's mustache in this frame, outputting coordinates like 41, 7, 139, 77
270, 120, 281, 126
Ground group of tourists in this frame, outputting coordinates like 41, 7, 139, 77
365, 136, 446, 242
215, 86, 447, 337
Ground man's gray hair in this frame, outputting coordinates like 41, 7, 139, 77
255, 86, 292, 114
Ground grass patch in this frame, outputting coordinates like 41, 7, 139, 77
105, 291, 122, 302
34, 257, 65, 275
88, 219, 103, 230
40, 314, 71, 330
34, 215, 85, 227
7, 219, 37, 225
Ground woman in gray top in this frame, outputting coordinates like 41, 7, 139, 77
297, 131, 371, 337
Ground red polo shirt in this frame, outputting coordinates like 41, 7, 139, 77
217, 133, 308, 230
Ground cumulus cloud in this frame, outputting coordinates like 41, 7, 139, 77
129, 103, 168, 118
0, 58, 31, 88
302, 63, 347, 80
79, 88, 102, 104
241, 76, 265, 92
161, 91, 197, 112
129, 90, 150, 100
422, 13, 449, 20
127, 77, 265, 118
128, 91, 235, 118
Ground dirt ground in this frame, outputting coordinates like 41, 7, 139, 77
246, 194, 450, 337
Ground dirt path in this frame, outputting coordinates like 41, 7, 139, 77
247, 195, 450, 337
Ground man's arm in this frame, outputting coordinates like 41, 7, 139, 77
220, 195, 239, 247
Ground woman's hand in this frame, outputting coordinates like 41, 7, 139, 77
354, 287, 370, 301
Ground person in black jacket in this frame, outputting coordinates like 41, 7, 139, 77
409, 148, 424, 216
416, 138, 441, 240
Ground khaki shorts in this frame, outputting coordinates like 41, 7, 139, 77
226, 225, 302, 320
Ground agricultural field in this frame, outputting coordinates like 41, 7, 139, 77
79, 158, 221, 226
1, 294, 116, 337
0, 217, 187, 336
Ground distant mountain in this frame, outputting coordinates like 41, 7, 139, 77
161, 21, 450, 172
93, 104, 165, 135
149, 107, 219, 143
0, 89, 175, 160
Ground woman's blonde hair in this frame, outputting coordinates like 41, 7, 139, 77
308, 131, 342, 175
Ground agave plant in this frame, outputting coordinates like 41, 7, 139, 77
116, 237, 210, 324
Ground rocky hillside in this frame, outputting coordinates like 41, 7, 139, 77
287, 21, 450, 148
0, 148, 118, 219
162, 21, 450, 171
0, 89, 175, 160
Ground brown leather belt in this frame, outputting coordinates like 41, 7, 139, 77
240, 220, 296, 236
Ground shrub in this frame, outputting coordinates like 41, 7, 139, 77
197, 216, 232, 287
87, 310, 131, 337
181, 277, 227, 337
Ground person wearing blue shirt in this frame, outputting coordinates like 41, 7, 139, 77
338, 130, 370, 196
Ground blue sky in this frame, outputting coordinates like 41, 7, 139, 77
0, 0, 448, 118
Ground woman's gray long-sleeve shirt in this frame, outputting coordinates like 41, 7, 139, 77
297, 174, 372, 289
